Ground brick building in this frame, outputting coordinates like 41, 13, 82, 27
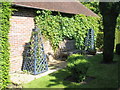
9, 2, 98, 73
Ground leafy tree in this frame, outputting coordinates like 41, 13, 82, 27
99, 2, 120, 63
82, 2, 99, 14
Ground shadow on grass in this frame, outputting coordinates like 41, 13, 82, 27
46, 54, 98, 88
46, 68, 70, 87
46, 54, 119, 88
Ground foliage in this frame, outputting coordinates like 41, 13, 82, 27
115, 15, 120, 49
35, 10, 99, 51
115, 30, 120, 45
67, 54, 90, 82
82, 2, 104, 32
81, 2, 99, 14
0, 2, 11, 89
96, 32, 104, 51
116, 15, 120, 31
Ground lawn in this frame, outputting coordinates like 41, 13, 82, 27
24, 54, 119, 88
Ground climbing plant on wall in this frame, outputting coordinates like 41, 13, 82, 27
0, 2, 11, 89
35, 10, 99, 51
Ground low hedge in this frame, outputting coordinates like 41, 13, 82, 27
67, 54, 90, 82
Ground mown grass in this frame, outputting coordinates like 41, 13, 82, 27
24, 54, 119, 88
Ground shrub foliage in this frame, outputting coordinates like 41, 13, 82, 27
96, 32, 104, 51
0, 2, 11, 89
35, 10, 99, 51
67, 54, 90, 82
115, 16, 120, 45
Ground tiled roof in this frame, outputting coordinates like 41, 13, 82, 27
13, 2, 99, 17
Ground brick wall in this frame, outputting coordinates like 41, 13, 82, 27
9, 7, 35, 73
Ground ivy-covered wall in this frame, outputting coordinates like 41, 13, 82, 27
35, 10, 99, 51
0, 2, 11, 89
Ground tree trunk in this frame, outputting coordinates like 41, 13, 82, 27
103, 14, 118, 63
99, 2, 119, 63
